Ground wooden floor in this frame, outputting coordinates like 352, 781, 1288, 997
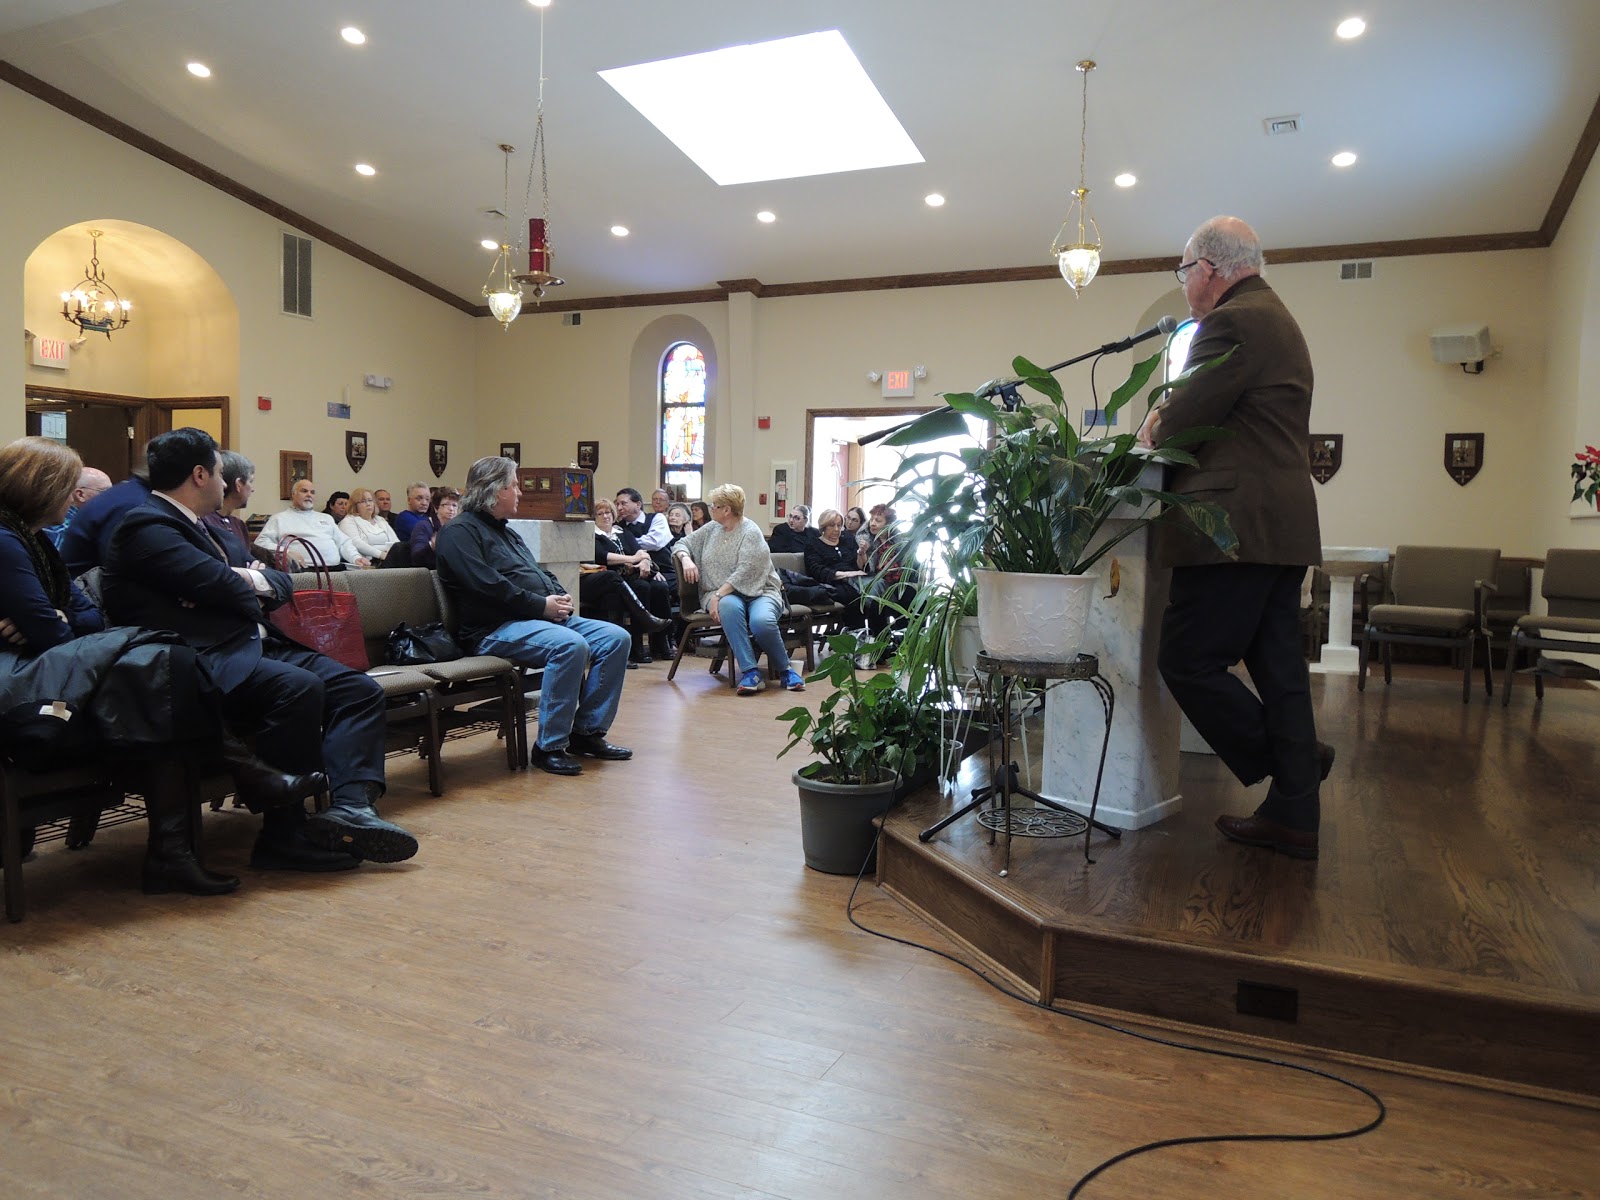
882, 666, 1600, 1096
2, 660, 1597, 1198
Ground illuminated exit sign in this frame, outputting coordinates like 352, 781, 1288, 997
881, 368, 914, 398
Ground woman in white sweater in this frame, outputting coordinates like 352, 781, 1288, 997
339, 487, 401, 563
672, 482, 803, 696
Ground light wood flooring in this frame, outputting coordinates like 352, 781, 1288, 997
1, 659, 1597, 1198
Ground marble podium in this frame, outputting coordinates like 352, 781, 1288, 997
1039, 514, 1181, 832
1310, 545, 1390, 674
507, 518, 591, 596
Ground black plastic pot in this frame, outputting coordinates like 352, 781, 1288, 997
793, 768, 897, 875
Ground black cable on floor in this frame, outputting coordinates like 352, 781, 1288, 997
839, 808, 1386, 1198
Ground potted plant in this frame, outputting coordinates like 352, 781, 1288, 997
776, 629, 942, 874
1573, 444, 1600, 508
879, 345, 1239, 661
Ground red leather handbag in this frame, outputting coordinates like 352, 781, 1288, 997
267, 535, 369, 671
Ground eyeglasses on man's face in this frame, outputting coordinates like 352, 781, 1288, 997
1174, 257, 1213, 285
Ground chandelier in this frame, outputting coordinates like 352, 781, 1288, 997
1050, 60, 1102, 295
61, 229, 131, 337
481, 0, 564, 330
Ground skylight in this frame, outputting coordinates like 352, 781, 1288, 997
598, 30, 923, 186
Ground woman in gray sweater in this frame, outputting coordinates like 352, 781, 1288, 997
672, 483, 804, 696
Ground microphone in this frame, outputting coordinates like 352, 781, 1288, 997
1095, 314, 1180, 356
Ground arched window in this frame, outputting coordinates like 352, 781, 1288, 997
659, 341, 706, 499
1164, 318, 1199, 384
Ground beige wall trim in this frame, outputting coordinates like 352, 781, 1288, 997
0, 61, 477, 318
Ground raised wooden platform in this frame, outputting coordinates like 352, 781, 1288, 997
878, 668, 1600, 1099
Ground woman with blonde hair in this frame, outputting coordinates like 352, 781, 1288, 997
672, 483, 803, 695
339, 487, 401, 564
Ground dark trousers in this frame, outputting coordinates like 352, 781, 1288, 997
219, 641, 387, 810
1158, 563, 1320, 831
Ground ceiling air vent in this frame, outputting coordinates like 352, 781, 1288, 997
1263, 115, 1301, 136
281, 232, 313, 317
1339, 260, 1374, 282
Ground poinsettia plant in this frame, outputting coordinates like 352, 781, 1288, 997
1573, 445, 1600, 507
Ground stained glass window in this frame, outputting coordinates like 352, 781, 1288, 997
659, 341, 706, 499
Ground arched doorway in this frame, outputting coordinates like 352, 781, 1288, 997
22, 220, 238, 476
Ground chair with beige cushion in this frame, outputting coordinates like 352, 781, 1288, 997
665, 568, 814, 687
1358, 545, 1500, 703
1502, 549, 1600, 705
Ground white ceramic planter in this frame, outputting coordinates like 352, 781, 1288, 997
974, 568, 1096, 662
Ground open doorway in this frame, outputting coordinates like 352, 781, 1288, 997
804, 406, 986, 518
26, 385, 231, 478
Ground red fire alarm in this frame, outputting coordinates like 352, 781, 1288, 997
757, 416, 771, 429
257, 395, 272, 411
758, 492, 767, 505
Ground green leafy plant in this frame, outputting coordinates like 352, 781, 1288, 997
880, 345, 1240, 581
777, 630, 942, 785
1573, 444, 1600, 507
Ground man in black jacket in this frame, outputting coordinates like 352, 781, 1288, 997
102, 428, 419, 870
438, 456, 632, 777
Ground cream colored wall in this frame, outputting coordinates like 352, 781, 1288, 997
478, 258, 1553, 555
1542, 144, 1600, 552
23, 236, 155, 395
1, 83, 475, 513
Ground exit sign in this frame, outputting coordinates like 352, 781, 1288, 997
881, 368, 915, 398
31, 335, 70, 370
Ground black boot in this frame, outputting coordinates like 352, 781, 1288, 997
304, 782, 419, 864
622, 586, 673, 632
140, 763, 239, 896
212, 730, 328, 813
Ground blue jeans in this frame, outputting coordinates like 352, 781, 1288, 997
478, 615, 630, 751
718, 594, 790, 675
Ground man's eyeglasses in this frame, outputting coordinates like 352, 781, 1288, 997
1174, 258, 1213, 285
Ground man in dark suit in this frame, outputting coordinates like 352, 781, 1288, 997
102, 428, 419, 870
1140, 216, 1329, 859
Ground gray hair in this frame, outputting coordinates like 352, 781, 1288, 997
1188, 216, 1265, 280
219, 450, 255, 490
461, 456, 519, 514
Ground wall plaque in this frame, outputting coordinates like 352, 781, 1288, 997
1444, 432, 1483, 486
1309, 433, 1342, 484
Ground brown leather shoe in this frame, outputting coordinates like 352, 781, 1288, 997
1215, 813, 1319, 860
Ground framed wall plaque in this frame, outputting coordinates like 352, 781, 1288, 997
279, 450, 312, 500
1444, 432, 1483, 486
429, 438, 449, 479
1308, 433, 1342, 484
499, 442, 521, 463
577, 440, 599, 471
346, 430, 368, 473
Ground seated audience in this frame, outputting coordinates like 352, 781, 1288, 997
200, 450, 258, 566
672, 483, 804, 696
586, 497, 674, 665
806, 508, 873, 623
689, 500, 711, 530
666, 503, 691, 547
391, 482, 432, 541
373, 488, 400, 531
0, 437, 328, 895
408, 486, 461, 569
340, 487, 401, 564
42, 466, 111, 548
322, 491, 351, 522
436, 456, 633, 778
103, 427, 417, 869
859, 502, 916, 653
768, 504, 815, 554
255, 479, 370, 569
844, 505, 868, 553
59, 469, 152, 576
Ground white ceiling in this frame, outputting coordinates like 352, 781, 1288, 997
4, 0, 1598, 308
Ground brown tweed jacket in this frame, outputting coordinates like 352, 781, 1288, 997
1151, 275, 1322, 570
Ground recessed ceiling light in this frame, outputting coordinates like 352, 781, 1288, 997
354, 163, 377, 176
1114, 172, 1137, 188
599, 30, 923, 186
756, 211, 777, 224
528, 0, 552, 7
1336, 16, 1366, 39
340, 26, 366, 46
924, 193, 945, 207
480, 238, 499, 250
1331, 151, 1358, 168
610, 225, 630, 237
186, 62, 211, 78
